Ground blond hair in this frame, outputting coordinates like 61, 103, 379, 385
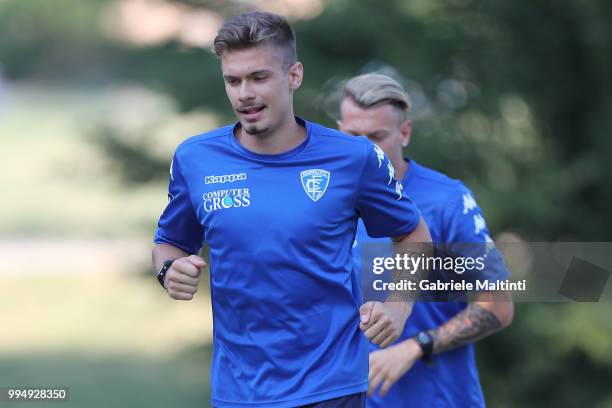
343, 73, 412, 118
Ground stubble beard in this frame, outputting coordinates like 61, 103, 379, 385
243, 123, 270, 137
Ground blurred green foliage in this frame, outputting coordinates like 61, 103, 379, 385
1, 0, 611, 406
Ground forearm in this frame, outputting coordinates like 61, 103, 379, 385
152, 243, 189, 272
427, 302, 502, 354
387, 217, 433, 304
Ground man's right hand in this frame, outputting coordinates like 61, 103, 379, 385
165, 255, 207, 300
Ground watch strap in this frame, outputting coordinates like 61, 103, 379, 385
157, 259, 175, 289
414, 331, 434, 364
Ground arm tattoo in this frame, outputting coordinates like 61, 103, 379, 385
387, 247, 431, 304
428, 303, 502, 354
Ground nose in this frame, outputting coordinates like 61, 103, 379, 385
238, 81, 255, 101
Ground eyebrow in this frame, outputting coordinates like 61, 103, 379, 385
223, 70, 273, 80
344, 128, 389, 138
249, 70, 272, 77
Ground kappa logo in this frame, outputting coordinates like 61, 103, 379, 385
373, 145, 385, 168
205, 173, 247, 185
395, 180, 403, 200
473, 214, 487, 235
300, 169, 330, 202
387, 161, 395, 185
372, 144, 402, 200
462, 193, 477, 214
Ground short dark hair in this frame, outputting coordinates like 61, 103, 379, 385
213, 11, 298, 69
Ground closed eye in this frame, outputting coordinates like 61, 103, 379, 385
366, 132, 388, 141
224, 77, 240, 86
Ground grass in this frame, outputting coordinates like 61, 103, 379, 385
0, 348, 212, 408
0, 274, 213, 355
0, 273, 214, 407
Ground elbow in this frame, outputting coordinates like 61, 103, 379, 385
497, 300, 514, 329
475, 292, 514, 330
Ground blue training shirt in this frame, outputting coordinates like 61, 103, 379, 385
354, 159, 509, 408
154, 118, 421, 408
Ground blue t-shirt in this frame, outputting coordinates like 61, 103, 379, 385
354, 159, 509, 408
154, 118, 421, 408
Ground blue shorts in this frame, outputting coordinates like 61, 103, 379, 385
212, 392, 366, 408
300, 392, 366, 408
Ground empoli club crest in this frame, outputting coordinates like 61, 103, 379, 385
300, 169, 330, 202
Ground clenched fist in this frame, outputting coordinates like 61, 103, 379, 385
165, 255, 207, 300
359, 301, 412, 348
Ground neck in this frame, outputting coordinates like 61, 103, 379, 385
392, 156, 409, 181
235, 114, 306, 155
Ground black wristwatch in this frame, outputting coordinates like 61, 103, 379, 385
413, 331, 434, 364
157, 259, 175, 289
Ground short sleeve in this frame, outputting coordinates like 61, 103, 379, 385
153, 152, 204, 254
442, 185, 510, 281
356, 141, 421, 238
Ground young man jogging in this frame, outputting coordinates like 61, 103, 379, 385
338, 73, 513, 407
152, 13, 431, 408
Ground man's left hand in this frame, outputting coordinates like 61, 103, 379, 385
359, 301, 412, 348
368, 338, 422, 396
